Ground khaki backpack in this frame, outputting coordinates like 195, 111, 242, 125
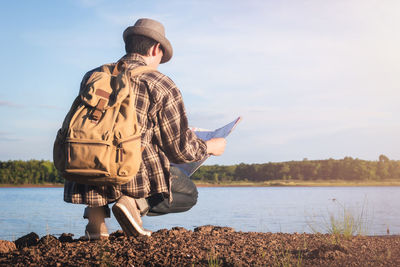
53, 61, 154, 185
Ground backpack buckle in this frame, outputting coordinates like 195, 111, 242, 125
91, 98, 107, 121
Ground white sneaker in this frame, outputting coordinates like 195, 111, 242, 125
112, 196, 152, 237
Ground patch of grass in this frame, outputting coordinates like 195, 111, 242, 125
207, 250, 220, 267
386, 247, 392, 260
386, 224, 391, 235
272, 245, 303, 267
45, 223, 50, 246
328, 200, 369, 239
307, 199, 370, 241
258, 247, 267, 259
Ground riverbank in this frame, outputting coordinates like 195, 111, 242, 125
195, 179, 400, 187
2, 180, 400, 188
1, 226, 399, 266
0, 183, 64, 188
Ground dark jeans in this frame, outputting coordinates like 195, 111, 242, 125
147, 166, 198, 216
84, 166, 198, 218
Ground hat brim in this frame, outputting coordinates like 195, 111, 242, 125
123, 26, 173, 64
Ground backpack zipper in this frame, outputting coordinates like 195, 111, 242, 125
116, 135, 140, 163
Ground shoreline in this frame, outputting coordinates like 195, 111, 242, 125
0, 182, 400, 189
2, 180, 400, 188
195, 183, 400, 187
0, 184, 64, 188
195, 179, 400, 187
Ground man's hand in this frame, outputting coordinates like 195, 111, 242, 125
206, 138, 227, 156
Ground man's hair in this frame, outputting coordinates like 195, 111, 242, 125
125, 34, 164, 55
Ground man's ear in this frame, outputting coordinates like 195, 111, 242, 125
149, 43, 162, 57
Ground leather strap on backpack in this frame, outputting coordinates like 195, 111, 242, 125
92, 99, 107, 121
112, 61, 126, 76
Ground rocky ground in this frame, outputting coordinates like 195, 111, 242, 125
1, 226, 399, 266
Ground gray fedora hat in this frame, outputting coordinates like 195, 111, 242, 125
123, 18, 173, 64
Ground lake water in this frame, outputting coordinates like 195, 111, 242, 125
0, 186, 399, 241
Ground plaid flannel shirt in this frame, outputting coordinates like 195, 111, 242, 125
64, 54, 207, 207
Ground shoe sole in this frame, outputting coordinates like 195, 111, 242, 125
112, 203, 151, 237
84, 232, 109, 240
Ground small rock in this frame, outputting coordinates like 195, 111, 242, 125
135, 235, 149, 242
171, 227, 187, 234
15, 232, 39, 249
109, 230, 124, 239
39, 235, 60, 247
0, 240, 16, 253
154, 229, 168, 235
212, 226, 234, 233
194, 225, 214, 233
59, 233, 74, 243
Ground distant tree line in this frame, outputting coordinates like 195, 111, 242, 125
0, 160, 63, 184
192, 155, 400, 183
0, 155, 399, 184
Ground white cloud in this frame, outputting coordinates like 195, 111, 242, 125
0, 132, 21, 142
0, 101, 23, 108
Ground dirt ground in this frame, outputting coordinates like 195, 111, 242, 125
1, 226, 399, 266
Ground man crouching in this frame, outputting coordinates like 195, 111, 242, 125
63, 18, 226, 239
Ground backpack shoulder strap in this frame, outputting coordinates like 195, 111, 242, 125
112, 60, 156, 77
129, 65, 156, 77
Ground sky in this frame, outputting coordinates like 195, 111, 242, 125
1, 0, 400, 165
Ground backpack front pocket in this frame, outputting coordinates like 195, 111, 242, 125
65, 138, 112, 176
115, 134, 142, 178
